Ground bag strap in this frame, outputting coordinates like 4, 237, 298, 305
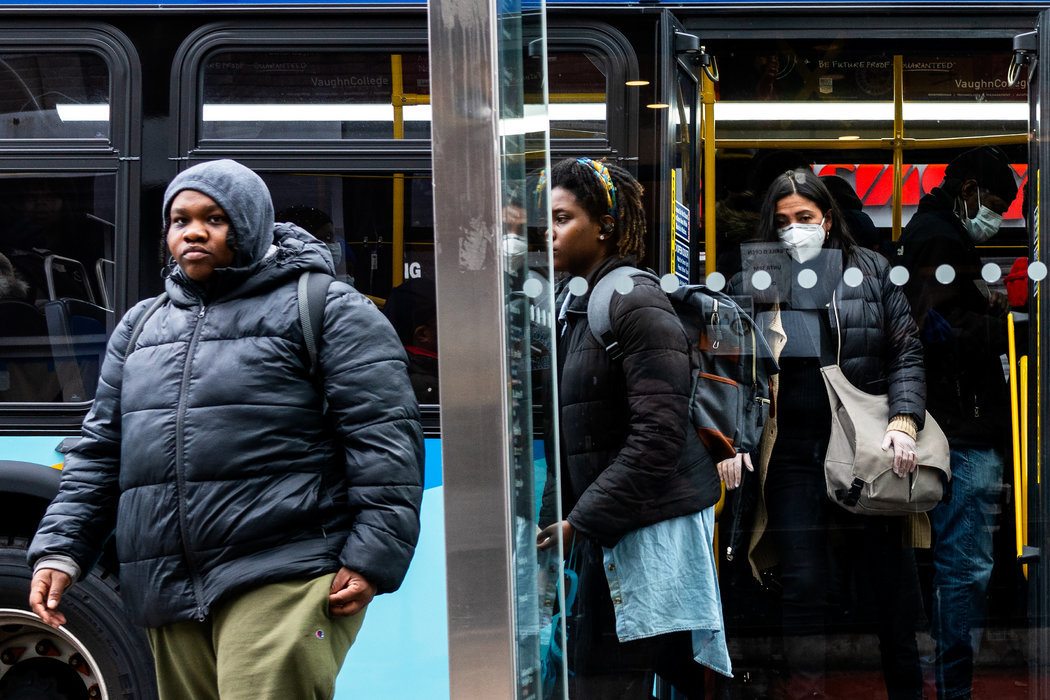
587, 266, 658, 361
297, 271, 335, 380
124, 292, 169, 358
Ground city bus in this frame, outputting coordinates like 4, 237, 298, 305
0, 1, 1047, 698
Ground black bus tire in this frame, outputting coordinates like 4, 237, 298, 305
0, 536, 158, 700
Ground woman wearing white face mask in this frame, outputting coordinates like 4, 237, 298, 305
723, 167, 927, 700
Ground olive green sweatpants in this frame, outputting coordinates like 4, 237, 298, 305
146, 574, 366, 700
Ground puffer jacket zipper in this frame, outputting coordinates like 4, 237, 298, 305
175, 303, 209, 620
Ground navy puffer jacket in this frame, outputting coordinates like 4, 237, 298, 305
30, 160, 424, 627
557, 256, 720, 548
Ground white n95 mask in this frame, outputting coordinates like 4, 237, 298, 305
778, 219, 826, 263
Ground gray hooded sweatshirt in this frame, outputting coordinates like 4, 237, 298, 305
31, 159, 425, 627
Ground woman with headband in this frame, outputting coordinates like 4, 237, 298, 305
537, 158, 728, 698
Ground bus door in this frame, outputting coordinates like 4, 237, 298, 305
658, 12, 702, 284
1019, 14, 1050, 693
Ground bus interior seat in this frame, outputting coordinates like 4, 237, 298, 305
45, 254, 96, 304
44, 297, 111, 402
95, 257, 115, 310
0, 299, 60, 402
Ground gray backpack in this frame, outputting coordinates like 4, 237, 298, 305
588, 266, 778, 461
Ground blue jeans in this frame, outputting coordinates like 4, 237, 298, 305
930, 447, 1003, 700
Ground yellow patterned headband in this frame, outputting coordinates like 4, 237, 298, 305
534, 158, 619, 218
576, 158, 618, 218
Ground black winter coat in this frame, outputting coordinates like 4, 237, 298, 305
897, 189, 1009, 445
30, 224, 424, 628
557, 256, 720, 548
831, 247, 926, 425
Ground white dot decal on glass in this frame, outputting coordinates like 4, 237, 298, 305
935, 264, 956, 285
797, 268, 818, 289
706, 271, 726, 292
568, 276, 589, 296
889, 265, 910, 286
843, 267, 863, 288
1029, 261, 1048, 282
614, 275, 635, 295
523, 277, 543, 298
981, 262, 1002, 283
660, 274, 680, 293
752, 270, 772, 290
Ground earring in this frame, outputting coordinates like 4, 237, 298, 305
599, 234, 608, 241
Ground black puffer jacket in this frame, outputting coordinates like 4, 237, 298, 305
30, 160, 424, 627
832, 246, 926, 425
557, 256, 719, 548
897, 189, 1008, 444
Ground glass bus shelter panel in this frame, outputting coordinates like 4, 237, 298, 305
0, 173, 116, 404
547, 51, 608, 140
0, 51, 109, 140
201, 50, 431, 141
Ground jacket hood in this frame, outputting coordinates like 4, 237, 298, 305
163, 159, 274, 268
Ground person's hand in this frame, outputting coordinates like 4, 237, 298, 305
329, 567, 375, 617
717, 452, 753, 490
29, 568, 71, 629
882, 430, 917, 477
536, 520, 575, 551
989, 291, 1011, 317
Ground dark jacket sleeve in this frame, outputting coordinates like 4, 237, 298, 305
567, 281, 691, 543
28, 303, 146, 573
320, 284, 425, 594
877, 255, 927, 428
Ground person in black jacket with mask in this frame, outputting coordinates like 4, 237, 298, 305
896, 146, 1018, 700
27, 159, 425, 700
724, 167, 926, 700
536, 158, 728, 699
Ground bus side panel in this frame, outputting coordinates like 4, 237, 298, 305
335, 437, 449, 698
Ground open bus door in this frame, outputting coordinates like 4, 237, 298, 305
657, 12, 703, 285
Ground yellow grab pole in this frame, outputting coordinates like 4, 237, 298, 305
391, 54, 406, 288
1008, 313, 1024, 566
892, 55, 904, 242
702, 69, 717, 278
1021, 353, 1029, 578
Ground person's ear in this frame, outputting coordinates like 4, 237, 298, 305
598, 215, 615, 241
823, 210, 833, 233
960, 179, 979, 199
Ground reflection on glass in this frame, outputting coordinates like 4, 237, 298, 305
499, 0, 558, 698
0, 52, 109, 139
0, 174, 116, 403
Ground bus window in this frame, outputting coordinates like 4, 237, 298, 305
259, 170, 437, 404
548, 51, 609, 140
0, 174, 116, 403
200, 50, 431, 141
0, 51, 109, 141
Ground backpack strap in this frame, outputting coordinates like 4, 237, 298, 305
124, 293, 169, 358
297, 271, 335, 379
587, 266, 657, 361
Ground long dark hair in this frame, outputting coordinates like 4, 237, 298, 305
549, 157, 647, 260
755, 167, 856, 260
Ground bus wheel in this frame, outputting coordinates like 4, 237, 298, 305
0, 537, 157, 700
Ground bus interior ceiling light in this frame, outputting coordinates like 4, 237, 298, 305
714, 101, 1027, 122
55, 104, 110, 122
200, 104, 434, 122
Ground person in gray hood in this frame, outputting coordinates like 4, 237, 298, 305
27, 159, 425, 699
